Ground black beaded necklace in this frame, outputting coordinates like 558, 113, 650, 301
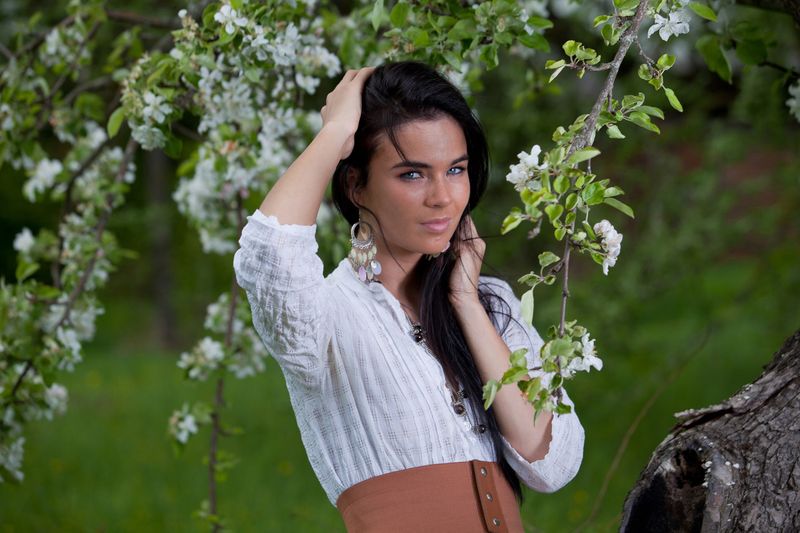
398, 302, 468, 417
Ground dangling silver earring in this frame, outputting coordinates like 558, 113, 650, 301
348, 214, 382, 283
425, 240, 451, 261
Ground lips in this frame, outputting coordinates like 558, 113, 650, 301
421, 217, 451, 232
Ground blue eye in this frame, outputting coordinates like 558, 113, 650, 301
448, 166, 465, 175
400, 170, 422, 180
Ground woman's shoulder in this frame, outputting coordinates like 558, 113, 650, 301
478, 274, 515, 297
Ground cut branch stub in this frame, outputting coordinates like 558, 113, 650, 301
620, 328, 800, 532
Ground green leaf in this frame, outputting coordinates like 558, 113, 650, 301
16, 260, 39, 282
637, 63, 653, 81
520, 288, 534, 326
406, 27, 429, 48
479, 43, 499, 69
107, 107, 125, 139
638, 105, 664, 119
553, 174, 569, 194
593, 15, 611, 27
656, 53, 676, 70
567, 147, 600, 166
371, 0, 384, 32
538, 251, 560, 269
544, 203, 563, 224
545, 59, 566, 69
562, 40, 580, 57
501, 211, 524, 234
688, 1, 717, 21
603, 197, 635, 218
582, 221, 596, 240
696, 34, 732, 83
606, 124, 625, 139
510, 348, 528, 368
664, 87, 683, 112
549, 337, 574, 357
613, 0, 640, 11
548, 66, 565, 83
447, 18, 475, 41
518, 32, 549, 52
565, 192, 578, 209
483, 379, 500, 410
554, 227, 566, 240
627, 111, 660, 133
604, 186, 624, 197
389, 1, 410, 27
526, 16, 553, 29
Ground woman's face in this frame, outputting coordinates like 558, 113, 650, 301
354, 115, 471, 259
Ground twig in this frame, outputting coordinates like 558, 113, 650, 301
568, 0, 651, 158
208, 197, 246, 531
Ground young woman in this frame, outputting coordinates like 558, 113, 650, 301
233, 61, 584, 532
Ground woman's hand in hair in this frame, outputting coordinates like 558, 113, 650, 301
449, 215, 486, 308
320, 67, 374, 160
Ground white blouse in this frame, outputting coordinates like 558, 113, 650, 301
233, 209, 585, 507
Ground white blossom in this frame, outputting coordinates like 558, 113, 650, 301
42, 383, 69, 420
55, 327, 82, 371
593, 219, 623, 275
214, 4, 248, 35
13, 228, 35, 256
0, 436, 25, 483
0, 103, 15, 131
24, 159, 63, 202
177, 337, 225, 380
647, 10, 691, 42
141, 91, 171, 124
295, 72, 320, 94
199, 228, 236, 254
269, 23, 301, 66
131, 123, 166, 150
178, 9, 188, 18
562, 333, 603, 378
506, 144, 548, 192
168, 404, 198, 444
786, 81, 800, 123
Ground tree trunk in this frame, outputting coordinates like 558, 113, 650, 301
145, 149, 178, 349
620, 329, 800, 532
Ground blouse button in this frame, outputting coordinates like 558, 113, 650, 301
493, 518, 501, 526
479, 467, 487, 477
485, 492, 493, 501
473, 424, 487, 434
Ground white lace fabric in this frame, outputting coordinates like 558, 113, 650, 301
233, 209, 586, 506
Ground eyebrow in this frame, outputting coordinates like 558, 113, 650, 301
390, 154, 469, 170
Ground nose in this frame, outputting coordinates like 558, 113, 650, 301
426, 174, 452, 207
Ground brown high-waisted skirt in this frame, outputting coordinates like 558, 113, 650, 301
335, 459, 524, 532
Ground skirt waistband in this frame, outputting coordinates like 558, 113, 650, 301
336, 460, 523, 533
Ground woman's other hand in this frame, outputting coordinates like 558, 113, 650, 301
449, 215, 486, 308
320, 67, 375, 160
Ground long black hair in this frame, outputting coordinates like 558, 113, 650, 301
331, 61, 525, 504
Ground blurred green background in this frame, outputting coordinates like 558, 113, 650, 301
1, 1, 799, 532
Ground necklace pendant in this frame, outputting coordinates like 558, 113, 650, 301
410, 324, 425, 343
451, 387, 467, 416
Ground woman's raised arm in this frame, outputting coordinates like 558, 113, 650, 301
258, 67, 374, 225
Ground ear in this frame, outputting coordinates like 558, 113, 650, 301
346, 166, 364, 206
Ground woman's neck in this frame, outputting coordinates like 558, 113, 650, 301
374, 250, 423, 319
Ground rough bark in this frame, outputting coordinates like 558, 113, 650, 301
620, 328, 800, 532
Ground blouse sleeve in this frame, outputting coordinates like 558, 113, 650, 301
232, 209, 332, 381
484, 277, 586, 493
